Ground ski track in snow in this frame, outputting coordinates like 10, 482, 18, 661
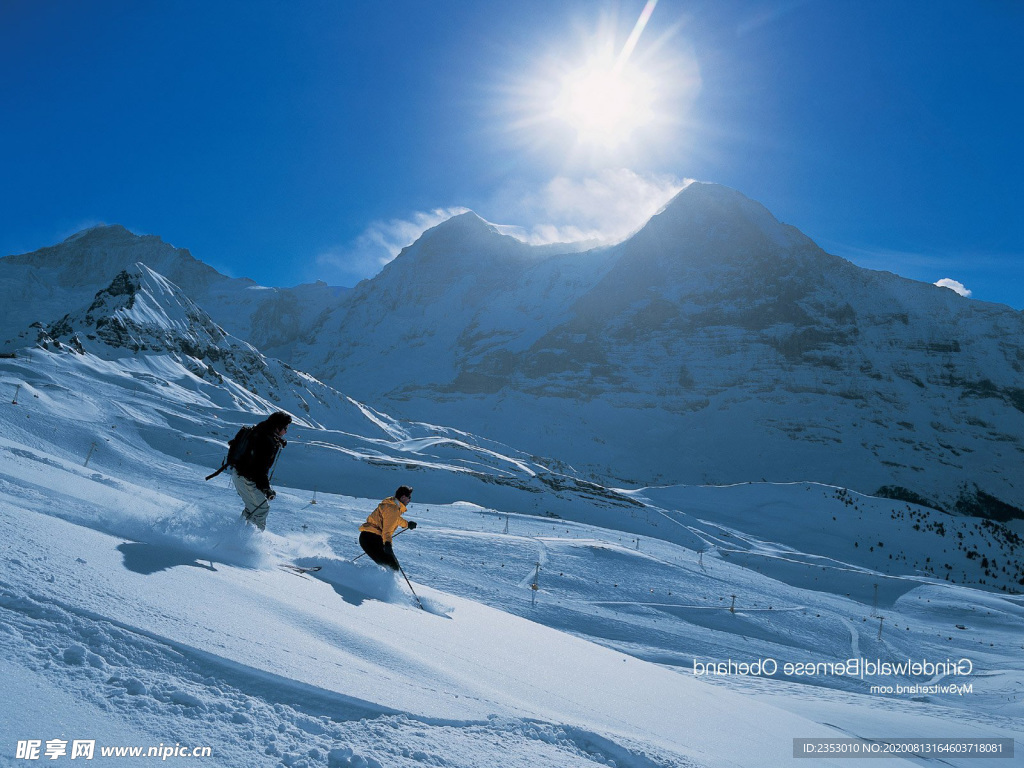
838, 617, 862, 659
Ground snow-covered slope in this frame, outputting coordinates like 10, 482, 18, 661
1, 342, 1021, 767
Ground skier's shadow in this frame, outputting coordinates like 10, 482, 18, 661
117, 542, 217, 575
285, 559, 372, 607
324, 580, 451, 617
325, 582, 369, 607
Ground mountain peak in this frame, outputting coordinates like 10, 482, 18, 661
626, 181, 819, 262
651, 182, 783, 235
420, 211, 506, 246
7, 223, 196, 274
667, 180, 747, 204
384, 210, 523, 279
44, 263, 229, 357
62, 223, 140, 245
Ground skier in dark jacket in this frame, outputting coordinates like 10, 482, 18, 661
233, 411, 291, 531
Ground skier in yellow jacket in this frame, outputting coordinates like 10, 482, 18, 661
359, 486, 417, 570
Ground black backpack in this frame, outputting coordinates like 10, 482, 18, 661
205, 426, 254, 480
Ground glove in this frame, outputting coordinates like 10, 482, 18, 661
407, 520, 417, 530
266, 489, 277, 501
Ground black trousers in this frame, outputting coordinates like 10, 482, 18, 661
359, 531, 400, 570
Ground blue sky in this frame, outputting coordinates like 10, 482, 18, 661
1, 0, 1021, 308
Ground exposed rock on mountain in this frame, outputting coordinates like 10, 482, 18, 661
0, 225, 346, 354
33, 263, 348, 423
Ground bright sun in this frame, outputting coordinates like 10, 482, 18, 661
552, 59, 656, 147
539, 0, 664, 150
505, 1, 697, 158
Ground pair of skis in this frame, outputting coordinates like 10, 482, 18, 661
278, 563, 321, 576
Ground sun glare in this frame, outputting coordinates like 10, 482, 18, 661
502, 0, 692, 155
500, 0, 698, 161
552, 59, 656, 147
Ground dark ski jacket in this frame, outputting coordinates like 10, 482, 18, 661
234, 419, 286, 496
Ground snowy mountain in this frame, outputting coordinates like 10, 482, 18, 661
285, 184, 1024, 521
0, 225, 346, 354
19, 262, 349, 423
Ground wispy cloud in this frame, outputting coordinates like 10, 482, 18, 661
934, 278, 972, 297
316, 207, 469, 286
316, 170, 688, 286
490, 168, 689, 246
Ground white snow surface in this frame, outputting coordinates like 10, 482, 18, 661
1, 341, 1022, 766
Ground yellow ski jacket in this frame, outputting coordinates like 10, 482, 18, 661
359, 497, 410, 543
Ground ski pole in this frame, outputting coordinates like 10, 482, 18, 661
352, 526, 408, 562
398, 564, 425, 610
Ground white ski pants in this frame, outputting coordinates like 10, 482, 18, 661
232, 470, 270, 531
